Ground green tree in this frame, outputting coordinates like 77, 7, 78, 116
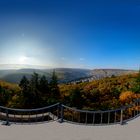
39, 75, 49, 105
19, 76, 29, 93
69, 87, 83, 109
50, 70, 58, 87
48, 70, 60, 104
39, 75, 49, 93
29, 72, 42, 107
19, 75, 31, 108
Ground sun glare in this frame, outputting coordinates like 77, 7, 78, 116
19, 56, 28, 64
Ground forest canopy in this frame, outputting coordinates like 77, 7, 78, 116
0, 71, 140, 110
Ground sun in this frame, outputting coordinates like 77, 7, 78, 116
19, 56, 28, 64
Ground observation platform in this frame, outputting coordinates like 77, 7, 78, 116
0, 117, 140, 140
0, 99, 140, 140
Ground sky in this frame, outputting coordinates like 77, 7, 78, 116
0, 0, 140, 70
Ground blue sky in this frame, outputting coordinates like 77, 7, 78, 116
0, 0, 140, 69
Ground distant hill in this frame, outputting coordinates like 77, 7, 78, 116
0, 67, 137, 84
0, 68, 91, 84
89, 69, 136, 79
69, 69, 137, 83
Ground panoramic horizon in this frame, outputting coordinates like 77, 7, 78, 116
0, 63, 138, 70
1, 2, 140, 140
0, 0, 140, 70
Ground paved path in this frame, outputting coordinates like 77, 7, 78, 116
0, 117, 140, 140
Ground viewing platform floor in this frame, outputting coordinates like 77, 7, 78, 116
0, 116, 140, 140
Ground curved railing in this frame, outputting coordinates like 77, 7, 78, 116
1, 99, 140, 125
60, 98, 140, 125
0, 103, 60, 125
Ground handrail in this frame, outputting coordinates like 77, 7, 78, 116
0, 98, 140, 113
62, 99, 140, 113
0, 98, 140, 125
0, 103, 60, 112
62, 104, 122, 113
61, 98, 140, 125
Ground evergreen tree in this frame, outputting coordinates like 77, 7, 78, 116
19, 76, 29, 93
48, 70, 60, 104
19, 76, 31, 108
39, 75, 49, 105
50, 70, 58, 86
39, 75, 49, 94
29, 72, 42, 107
18, 72, 61, 108
30, 73, 39, 90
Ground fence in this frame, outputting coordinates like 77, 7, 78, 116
0, 103, 60, 125
0, 99, 140, 125
60, 98, 140, 125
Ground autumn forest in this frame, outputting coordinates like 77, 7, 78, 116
0, 71, 140, 110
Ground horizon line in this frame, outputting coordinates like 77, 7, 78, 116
0, 64, 138, 71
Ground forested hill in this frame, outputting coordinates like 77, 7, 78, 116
0, 68, 90, 83
0, 72, 140, 110
0, 68, 136, 84
60, 72, 140, 110
69, 69, 136, 83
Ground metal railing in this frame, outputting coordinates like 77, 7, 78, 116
0, 103, 60, 125
60, 99, 140, 125
1, 99, 140, 125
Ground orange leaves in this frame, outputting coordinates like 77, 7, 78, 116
119, 91, 135, 103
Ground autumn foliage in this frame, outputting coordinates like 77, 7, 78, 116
0, 72, 140, 110
119, 91, 135, 104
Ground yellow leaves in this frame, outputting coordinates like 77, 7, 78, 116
119, 91, 135, 103
0, 80, 20, 92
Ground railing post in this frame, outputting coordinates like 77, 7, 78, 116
120, 108, 123, 125
134, 102, 136, 117
93, 113, 95, 124
28, 112, 30, 123
85, 112, 87, 124
137, 100, 139, 114
57, 103, 61, 120
60, 105, 64, 123
13, 111, 15, 122
101, 113, 103, 124
36, 111, 38, 122
114, 111, 116, 123
4, 109, 10, 126
137, 100, 139, 115
108, 112, 110, 124
138, 100, 140, 114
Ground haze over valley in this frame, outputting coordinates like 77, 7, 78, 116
0, 64, 137, 84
